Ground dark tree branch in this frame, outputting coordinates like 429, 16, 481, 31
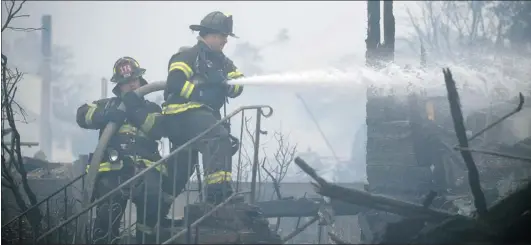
4, 27, 42, 32
260, 151, 282, 233
259, 129, 297, 233
261, 149, 281, 200
272, 131, 297, 183
243, 116, 255, 145
1, 0, 33, 32
2, 24, 43, 236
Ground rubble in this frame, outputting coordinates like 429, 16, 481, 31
292, 68, 530, 244
295, 156, 531, 244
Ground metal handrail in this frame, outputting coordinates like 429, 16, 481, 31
35, 104, 273, 243
2, 172, 86, 228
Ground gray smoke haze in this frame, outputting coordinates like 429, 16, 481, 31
3, 1, 376, 168
4, 1, 528, 182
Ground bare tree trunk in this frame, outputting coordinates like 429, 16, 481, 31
2, 55, 43, 238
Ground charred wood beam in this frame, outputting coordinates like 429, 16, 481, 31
455, 146, 531, 162
317, 181, 453, 221
366, 0, 381, 67
443, 68, 488, 217
294, 157, 462, 222
366, 0, 381, 49
383, 0, 395, 62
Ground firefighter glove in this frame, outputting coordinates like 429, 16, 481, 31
229, 134, 240, 156
222, 121, 231, 131
121, 91, 144, 112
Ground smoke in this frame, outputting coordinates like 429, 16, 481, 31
231, 28, 290, 75
275, 28, 290, 43
6, 31, 97, 161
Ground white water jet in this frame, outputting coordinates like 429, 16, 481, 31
228, 69, 362, 87
229, 61, 529, 103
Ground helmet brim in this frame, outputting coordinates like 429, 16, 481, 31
189, 24, 239, 38
110, 68, 147, 84
111, 77, 148, 97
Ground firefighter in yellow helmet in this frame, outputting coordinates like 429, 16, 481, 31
121, 11, 244, 205
76, 57, 172, 244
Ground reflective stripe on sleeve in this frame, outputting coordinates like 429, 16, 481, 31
168, 61, 193, 78
85, 103, 98, 126
179, 81, 195, 99
161, 102, 204, 115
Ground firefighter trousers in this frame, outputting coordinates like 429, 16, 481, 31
91, 165, 172, 244
165, 146, 199, 200
163, 134, 239, 202
162, 108, 233, 203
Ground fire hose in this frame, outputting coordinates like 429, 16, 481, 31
84, 81, 166, 204
78, 81, 166, 243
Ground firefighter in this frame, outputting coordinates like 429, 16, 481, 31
121, 11, 244, 205
76, 57, 171, 244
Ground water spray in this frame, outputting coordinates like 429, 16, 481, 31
227, 69, 361, 87
228, 62, 528, 105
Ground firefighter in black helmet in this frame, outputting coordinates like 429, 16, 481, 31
76, 57, 172, 244
121, 11, 245, 205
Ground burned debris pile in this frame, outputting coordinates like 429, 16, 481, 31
295, 157, 530, 244
294, 68, 531, 244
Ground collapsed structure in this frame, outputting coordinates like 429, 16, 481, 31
360, 91, 531, 243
